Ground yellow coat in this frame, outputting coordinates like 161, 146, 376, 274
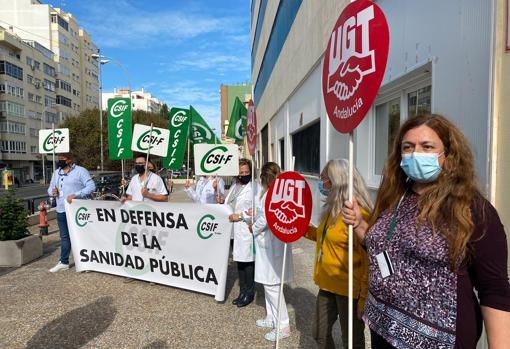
305, 210, 369, 310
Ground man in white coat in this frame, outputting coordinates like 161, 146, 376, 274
222, 158, 256, 307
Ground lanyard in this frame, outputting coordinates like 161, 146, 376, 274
319, 213, 331, 250
386, 190, 416, 241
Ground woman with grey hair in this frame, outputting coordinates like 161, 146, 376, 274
305, 159, 373, 349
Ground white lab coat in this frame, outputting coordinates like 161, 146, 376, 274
184, 176, 225, 204
225, 180, 256, 262
251, 192, 293, 285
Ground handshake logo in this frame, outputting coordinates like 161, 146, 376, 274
326, 5, 375, 101
269, 179, 306, 225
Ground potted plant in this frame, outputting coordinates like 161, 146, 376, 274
0, 188, 42, 266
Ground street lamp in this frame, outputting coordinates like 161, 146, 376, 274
91, 52, 109, 171
91, 52, 132, 174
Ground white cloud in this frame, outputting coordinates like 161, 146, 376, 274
79, 1, 244, 49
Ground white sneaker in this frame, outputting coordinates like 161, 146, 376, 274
256, 319, 273, 328
49, 262, 69, 273
264, 327, 290, 342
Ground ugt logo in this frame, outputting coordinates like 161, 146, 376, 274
322, 0, 389, 134
269, 179, 306, 224
326, 5, 375, 101
265, 171, 312, 243
75, 207, 91, 228
196, 214, 219, 240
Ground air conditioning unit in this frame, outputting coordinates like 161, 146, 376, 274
34, 82, 40, 88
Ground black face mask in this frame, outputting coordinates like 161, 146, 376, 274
238, 174, 251, 185
57, 160, 68, 169
134, 165, 145, 175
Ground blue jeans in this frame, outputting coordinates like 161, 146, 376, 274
56, 212, 71, 264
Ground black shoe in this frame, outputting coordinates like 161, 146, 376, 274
236, 293, 254, 307
232, 293, 244, 305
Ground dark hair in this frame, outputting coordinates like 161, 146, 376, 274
134, 153, 150, 162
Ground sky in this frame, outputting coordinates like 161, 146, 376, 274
46, 0, 252, 133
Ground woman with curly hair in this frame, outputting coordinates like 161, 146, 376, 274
342, 114, 510, 348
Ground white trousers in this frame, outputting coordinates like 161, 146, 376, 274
263, 284, 289, 329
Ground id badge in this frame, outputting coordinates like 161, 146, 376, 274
375, 250, 394, 279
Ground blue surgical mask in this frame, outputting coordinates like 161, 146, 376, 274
400, 152, 444, 183
318, 181, 330, 196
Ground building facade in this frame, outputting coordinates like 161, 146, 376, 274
0, 0, 100, 121
0, 27, 57, 182
251, 2, 508, 338
0, 0, 100, 183
102, 88, 163, 114
220, 83, 252, 139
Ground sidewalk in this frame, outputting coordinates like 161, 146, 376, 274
0, 186, 360, 349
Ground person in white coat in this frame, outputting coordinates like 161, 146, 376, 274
184, 175, 225, 203
221, 158, 256, 307
247, 162, 293, 342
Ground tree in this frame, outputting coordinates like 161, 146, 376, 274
159, 103, 169, 119
60, 109, 167, 171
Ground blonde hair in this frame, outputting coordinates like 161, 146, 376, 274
321, 159, 373, 224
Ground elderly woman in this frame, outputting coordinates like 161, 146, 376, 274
306, 159, 372, 349
343, 114, 510, 348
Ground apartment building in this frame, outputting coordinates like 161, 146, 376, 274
0, 27, 57, 182
0, 0, 100, 120
102, 88, 163, 114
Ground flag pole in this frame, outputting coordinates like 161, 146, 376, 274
275, 156, 295, 349
348, 132, 354, 349
144, 123, 153, 187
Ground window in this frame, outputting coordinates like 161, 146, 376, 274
45, 111, 58, 124
1, 82, 24, 98
358, 65, 432, 188
0, 121, 25, 134
0, 101, 24, 118
43, 79, 56, 92
45, 95, 56, 107
56, 79, 71, 92
26, 56, 33, 66
30, 128, 38, 137
31, 146, 37, 153
33, 60, 40, 70
0, 61, 23, 80
261, 125, 269, 165
56, 95, 71, 107
292, 121, 320, 175
26, 74, 33, 84
43, 63, 56, 77
0, 140, 26, 153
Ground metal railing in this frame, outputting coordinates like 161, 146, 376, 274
24, 194, 51, 215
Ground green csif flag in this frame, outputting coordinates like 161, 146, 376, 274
107, 98, 133, 160
163, 107, 191, 170
225, 97, 247, 142
190, 105, 221, 144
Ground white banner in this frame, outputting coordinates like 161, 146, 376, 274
38, 128, 70, 154
194, 144, 239, 176
131, 124, 170, 157
65, 200, 233, 301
